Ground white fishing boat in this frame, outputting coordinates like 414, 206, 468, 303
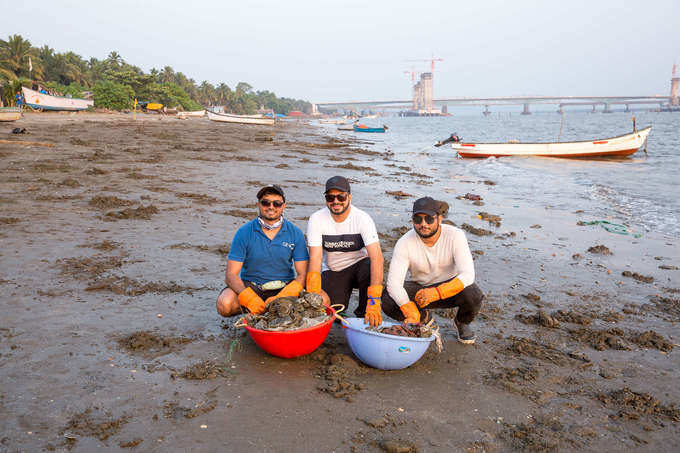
452, 127, 651, 158
207, 110, 275, 125
22, 87, 93, 111
0, 107, 22, 122
177, 110, 206, 118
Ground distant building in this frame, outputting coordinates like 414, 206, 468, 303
401, 72, 443, 116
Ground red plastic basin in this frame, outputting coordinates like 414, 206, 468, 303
243, 306, 336, 358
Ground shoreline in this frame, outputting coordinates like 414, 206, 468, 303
0, 113, 678, 452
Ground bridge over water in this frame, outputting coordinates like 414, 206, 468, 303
315, 95, 671, 114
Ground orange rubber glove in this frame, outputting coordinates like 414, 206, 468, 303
238, 287, 266, 314
306, 271, 322, 294
400, 302, 421, 324
265, 280, 303, 305
364, 284, 383, 327
415, 278, 464, 308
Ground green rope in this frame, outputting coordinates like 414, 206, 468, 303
583, 220, 642, 238
225, 338, 241, 363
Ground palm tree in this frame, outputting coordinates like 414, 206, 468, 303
159, 66, 175, 84
106, 51, 123, 67
199, 80, 216, 105
0, 34, 42, 80
88, 57, 105, 82
216, 83, 231, 106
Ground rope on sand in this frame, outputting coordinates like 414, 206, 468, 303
425, 318, 443, 353
330, 304, 349, 326
225, 339, 241, 363
583, 220, 642, 238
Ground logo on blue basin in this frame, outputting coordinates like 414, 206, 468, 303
398, 346, 410, 353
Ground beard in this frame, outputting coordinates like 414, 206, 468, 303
415, 223, 439, 239
329, 202, 349, 215
259, 210, 282, 222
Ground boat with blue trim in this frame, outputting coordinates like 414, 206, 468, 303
22, 87, 93, 111
353, 124, 388, 133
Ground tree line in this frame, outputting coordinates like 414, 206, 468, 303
0, 34, 311, 114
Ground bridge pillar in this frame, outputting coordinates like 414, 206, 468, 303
483, 105, 491, 116
603, 102, 612, 113
521, 103, 531, 115
557, 104, 564, 114
591, 104, 597, 113
312, 103, 318, 115
624, 104, 630, 112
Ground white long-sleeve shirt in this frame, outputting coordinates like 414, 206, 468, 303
386, 224, 475, 307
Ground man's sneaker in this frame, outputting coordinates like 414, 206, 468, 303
454, 319, 476, 344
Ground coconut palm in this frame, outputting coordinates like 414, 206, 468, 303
159, 66, 175, 84
216, 83, 231, 106
0, 34, 42, 80
106, 51, 123, 67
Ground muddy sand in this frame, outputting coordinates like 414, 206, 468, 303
1, 112, 678, 452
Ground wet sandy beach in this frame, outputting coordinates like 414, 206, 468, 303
1, 112, 678, 452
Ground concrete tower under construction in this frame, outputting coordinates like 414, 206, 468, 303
421, 72, 433, 111
401, 72, 443, 116
671, 63, 679, 107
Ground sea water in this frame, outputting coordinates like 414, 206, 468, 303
320, 111, 680, 240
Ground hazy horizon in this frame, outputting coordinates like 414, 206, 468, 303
5, 0, 679, 103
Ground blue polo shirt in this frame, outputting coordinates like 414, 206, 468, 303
227, 218, 309, 284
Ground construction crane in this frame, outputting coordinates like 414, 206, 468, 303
406, 55, 443, 74
403, 66, 419, 84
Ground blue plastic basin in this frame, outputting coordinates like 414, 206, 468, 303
343, 317, 434, 370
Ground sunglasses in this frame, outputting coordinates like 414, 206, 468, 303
413, 214, 436, 225
325, 193, 348, 203
260, 199, 284, 208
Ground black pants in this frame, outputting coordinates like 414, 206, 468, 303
382, 281, 483, 324
219, 281, 291, 314
322, 258, 375, 317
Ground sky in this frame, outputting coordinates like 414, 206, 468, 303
5, 0, 679, 103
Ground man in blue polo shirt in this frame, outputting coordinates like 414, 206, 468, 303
216, 184, 309, 317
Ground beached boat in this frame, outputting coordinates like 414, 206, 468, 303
207, 110, 275, 125
452, 127, 651, 158
22, 87, 93, 111
353, 124, 388, 133
177, 110, 206, 118
0, 107, 22, 122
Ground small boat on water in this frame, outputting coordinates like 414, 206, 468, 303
338, 125, 354, 131
22, 87, 93, 111
0, 107, 22, 122
353, 124, 388, 133
452, 127, 651, 158
207, 110, 275, 125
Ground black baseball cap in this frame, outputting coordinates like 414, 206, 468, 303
413, 197, 439, 217
325, 176, 351, 193
257, 184, 285, 202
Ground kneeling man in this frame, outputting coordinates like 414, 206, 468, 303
383, 197, 484, 344
216, 184, 308, 317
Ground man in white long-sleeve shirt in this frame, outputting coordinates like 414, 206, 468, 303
383, 196, 484, 344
